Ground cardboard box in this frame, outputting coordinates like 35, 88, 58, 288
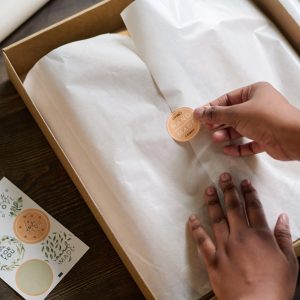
2, 0, 300, 299
253, 0, 300, 54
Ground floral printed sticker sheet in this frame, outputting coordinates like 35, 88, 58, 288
0, 177, 89, 299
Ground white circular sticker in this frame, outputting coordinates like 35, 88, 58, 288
16, 259, 53, 296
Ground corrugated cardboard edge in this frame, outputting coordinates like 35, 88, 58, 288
253, 0, 300, 54
2, 0, 300, 299
2, 1, 156, 299
2, 0, 134, 76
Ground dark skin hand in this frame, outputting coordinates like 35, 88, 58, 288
194, 82, 300, 160
188, 172, 298, 300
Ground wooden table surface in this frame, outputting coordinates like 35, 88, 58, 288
0, 0, 143, 299
1, 1, 300, 299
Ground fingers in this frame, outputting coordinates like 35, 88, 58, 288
209, 85, 252, 107
194, 84, 253, 125
241, 180, 296, 266
223, 141, 264, 157
240, 180, 268, 229
204, 186, 229, 245
274, 214, 297, 263
194, 105, 238, 127
219, 173, 248, 231
188, 215, 216, 266
212, 127, 242, 143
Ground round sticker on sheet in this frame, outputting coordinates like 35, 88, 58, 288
14, 209, 50, 244
167, 107, 200, 142
0, 235, 25, 271
16, 259, 53, 296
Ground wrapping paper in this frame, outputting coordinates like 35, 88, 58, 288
24, 35, 211, 299
0, 0, 49, 42
122, 0, 300, 235
23, 1, 300, 299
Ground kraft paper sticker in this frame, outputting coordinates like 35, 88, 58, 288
167, 107, 200, 142
14, 209, 50, 244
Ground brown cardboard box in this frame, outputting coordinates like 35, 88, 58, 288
2, 0, 300, 299
253, 0, 300, 54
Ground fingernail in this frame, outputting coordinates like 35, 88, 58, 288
189, 215, 197, 222
221, 172, 231, 182
206, 186, 216, 196
280, 213, 289, 225
194, 107, 204, 119
241, 179, 250, 187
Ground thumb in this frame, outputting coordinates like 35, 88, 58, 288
274, 213, 295, 261
194, 105, 238, 126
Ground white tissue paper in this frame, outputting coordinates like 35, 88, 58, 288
0, 0, 49, 42
23, 1, 300, 299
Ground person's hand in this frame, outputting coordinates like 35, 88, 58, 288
188, 172, 298, 300
194, 82, 300, 160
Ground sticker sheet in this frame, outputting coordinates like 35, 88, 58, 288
0, 177, 89, 299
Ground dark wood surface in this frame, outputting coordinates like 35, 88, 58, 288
1, 1, 300, 300
0, 1, 144, 299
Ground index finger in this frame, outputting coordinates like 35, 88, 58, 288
195, 85, 252, 129
208, 84, 252, 107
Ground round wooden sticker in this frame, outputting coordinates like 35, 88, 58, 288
13, 209, 50, 244
167, 107, 200, 142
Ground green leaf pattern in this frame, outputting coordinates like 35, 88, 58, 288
9, 197, 23, 217
41, 231, 74, 264
0, 236, 25, 271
